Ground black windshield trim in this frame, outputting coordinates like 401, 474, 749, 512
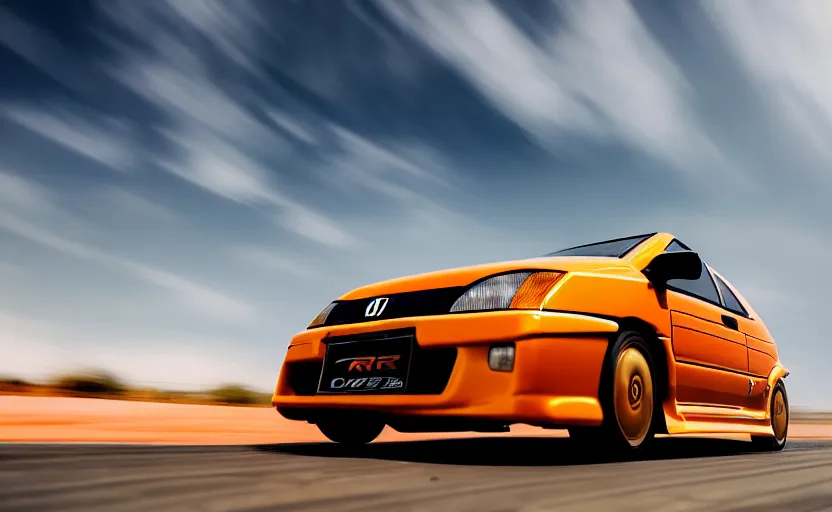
544, 232, 656, 258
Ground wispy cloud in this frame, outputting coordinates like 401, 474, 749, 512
275, 206, 356, 249
159, 126, 356, 249
124, 263, 256, 322
0, 169, 99, 239
322, 123, 459, 212
158, 127, 281, 207
0, 209, 256, 323
111, 53, 277, 150
704, 0, 832, 177
231, 246, 317, 278
268, 109, 318, 145
98, 0, 275, 149
96, 1, 356, 249
378, 0, 724, 175
378, 1, 592, 134
0, 169, 56, 215
330, 124, 451, 186
2, 103, 136, 173
97, 186, 180, 223
103, 0, 268, 75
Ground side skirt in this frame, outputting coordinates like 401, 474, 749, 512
667, 403, 773, 436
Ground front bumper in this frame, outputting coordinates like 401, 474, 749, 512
272, 310, 618, 427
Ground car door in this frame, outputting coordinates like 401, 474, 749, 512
662, 240, 752, 409
710, 269, 778, 412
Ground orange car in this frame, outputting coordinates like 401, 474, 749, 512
273, 232, 789, 455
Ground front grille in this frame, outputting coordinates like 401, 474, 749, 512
318, 286, 466, 328
284, 329, 457, 396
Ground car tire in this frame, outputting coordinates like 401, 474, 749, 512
316, 415, 385, 445
568, 426, 599, 442
597, 330, 658, 457
751, 379, 789, 452
567, 426, 605, 454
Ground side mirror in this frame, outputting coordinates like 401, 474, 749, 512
642, 250, 702, 288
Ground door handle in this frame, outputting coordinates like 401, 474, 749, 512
721, 314, 738, 330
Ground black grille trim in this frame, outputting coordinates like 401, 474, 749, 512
408, 345, 457, 395
286, 361, 323, 396
317, 286, 466, 328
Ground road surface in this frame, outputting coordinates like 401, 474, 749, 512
1, 437, 832, 511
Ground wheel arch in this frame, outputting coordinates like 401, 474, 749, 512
607, 316, 670, 434
765, 363, 790, 420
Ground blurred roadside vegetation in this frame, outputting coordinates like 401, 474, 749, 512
0, 370, 273, 407
2, 371, 831, 419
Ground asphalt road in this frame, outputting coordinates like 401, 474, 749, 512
1, 437, 832, 512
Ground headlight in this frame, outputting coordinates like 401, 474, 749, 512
307, 302, 337, 328
450, 271, 565, 313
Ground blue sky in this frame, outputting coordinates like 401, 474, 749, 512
1, 1, 831, 407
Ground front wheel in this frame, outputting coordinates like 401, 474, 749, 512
317, 415, 386, 445
597, 330, 658, 456
751, 379, 789, 452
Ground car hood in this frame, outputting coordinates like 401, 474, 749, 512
338, 256, 633, 300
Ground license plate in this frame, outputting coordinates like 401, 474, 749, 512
317, 334, 413, 394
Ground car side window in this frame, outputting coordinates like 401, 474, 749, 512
663, 240, 722, 305
713, 274, 748, 317
664, 240, 689, 252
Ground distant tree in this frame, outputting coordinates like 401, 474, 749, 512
51, 369, 127, 395
209, 384, 270, 405
0, 376, 32, 391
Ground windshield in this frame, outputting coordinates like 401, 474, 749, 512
544, 233, 654, 258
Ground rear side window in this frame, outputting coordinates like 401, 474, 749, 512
714, 274, 748, 317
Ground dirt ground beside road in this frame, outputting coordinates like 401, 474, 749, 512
2, 395, 831, 445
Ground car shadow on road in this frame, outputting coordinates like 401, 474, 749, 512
252, 436, 763, 467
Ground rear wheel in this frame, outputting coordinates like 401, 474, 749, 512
316, 415, 385, 445
751, 380, 789, 452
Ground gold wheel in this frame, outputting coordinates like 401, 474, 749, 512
751, 379, 788, 451
613, 345, 654, 446
772, 388, 788, 442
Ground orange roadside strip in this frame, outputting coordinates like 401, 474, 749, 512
0, 396, 829, 445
